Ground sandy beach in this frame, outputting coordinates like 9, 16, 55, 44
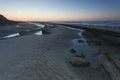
0, 0, 120, 79
0, 25, 80, 80
0, 22, 120, 80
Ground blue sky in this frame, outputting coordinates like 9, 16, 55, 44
0, 0, 120, 21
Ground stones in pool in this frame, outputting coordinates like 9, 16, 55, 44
69, 57, 90, 67
70, 49, 76, 53
78, 39, 84, 43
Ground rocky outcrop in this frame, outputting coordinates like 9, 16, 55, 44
0, 14, 18, 25
78, 39, 84, 42
70, 48, 76, 53
99, 52, 120, 80
82, 30, 120, 80
69, 56, 90, 67
0, 14, 9, 24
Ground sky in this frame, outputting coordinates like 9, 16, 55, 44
0, 0, 120, 21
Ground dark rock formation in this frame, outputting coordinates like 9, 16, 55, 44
99, 52, 120, 80
69, 57, 90, 67
75, 54, 85, 58
78, 39, 84, 43
0, 14, 9, 24
70, 48, 76, 53
0, 14, 18, 25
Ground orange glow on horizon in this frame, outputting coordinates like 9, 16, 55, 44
3, 13, 119, 21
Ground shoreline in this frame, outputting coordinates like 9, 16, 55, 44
57, 23, 120, 37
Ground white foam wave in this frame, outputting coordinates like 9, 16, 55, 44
3, 33, 20, 38
35, 31, 42, 35
28, 22, 45, 28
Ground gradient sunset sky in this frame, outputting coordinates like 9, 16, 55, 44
0, 0, 120, 21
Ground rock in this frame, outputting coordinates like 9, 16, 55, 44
0, 14, 9, 23
0, 14, 18, 25
69, 57, 90, 67
19, 31, 28, 36
70, 49, 76, 53
78, 39, 84, 42
75, 54, 85, 58
42, 29, 50, 34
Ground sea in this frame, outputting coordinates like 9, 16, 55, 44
61, 21, 120, 27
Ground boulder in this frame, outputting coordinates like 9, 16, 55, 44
78, 39, 84, 43
70, 49, 76, 53
19, 31, 28, 36
42, 29, 50, 34
69, 57, 90, 67
75, 54, 85, 58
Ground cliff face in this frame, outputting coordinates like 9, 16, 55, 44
0, 14, 18, 25
0, 14, 9, 24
